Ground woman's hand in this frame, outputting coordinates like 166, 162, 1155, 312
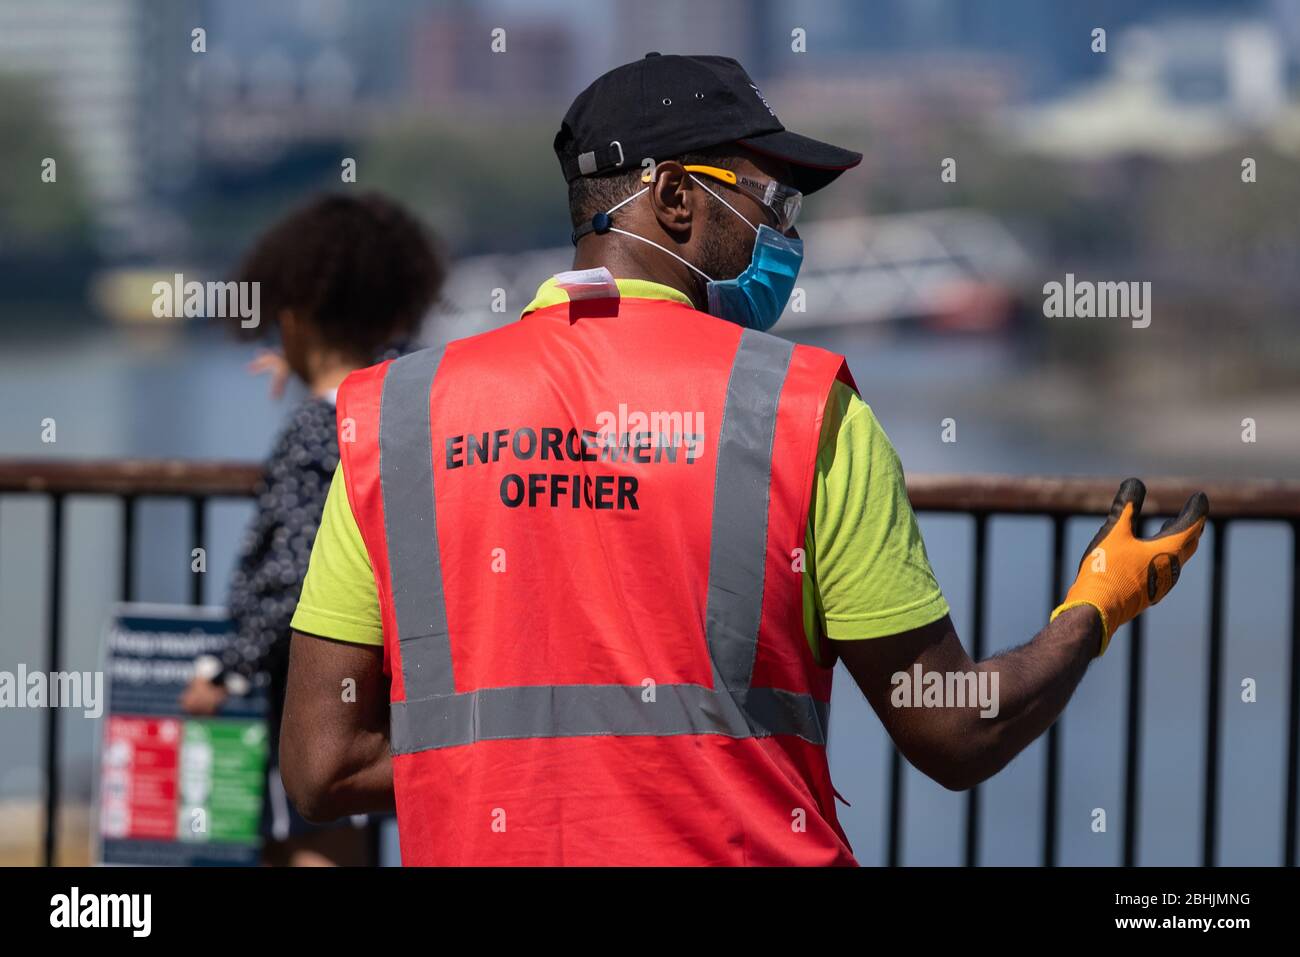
248, 349, 292, 400
179, 676, 229, 716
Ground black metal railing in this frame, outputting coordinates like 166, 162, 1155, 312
2, 461, 1298, 866
1, 460, 261, 867
905, 475, 1300, 867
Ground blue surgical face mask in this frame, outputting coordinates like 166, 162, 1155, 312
691, 175, 804, 331
596, 174, 805, 332
705, 223, 803, 332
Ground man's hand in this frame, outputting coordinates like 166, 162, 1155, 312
1053, 477, 1209, 656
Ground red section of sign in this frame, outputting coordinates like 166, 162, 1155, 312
100, 716, 180, 841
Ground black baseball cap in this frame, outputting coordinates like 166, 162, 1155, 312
555, 53, 862, 196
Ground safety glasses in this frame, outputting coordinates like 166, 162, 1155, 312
682, 165, 803, 233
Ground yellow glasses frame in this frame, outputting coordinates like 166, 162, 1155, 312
641, 163, 802, 232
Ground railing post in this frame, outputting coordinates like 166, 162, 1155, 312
43, 494, 65, 867
1285, 520, 1300, 867
121, 494, 136, 601
965, 512, 988, 867
190, 495, 206, 606
1042, 514, 1065, 867
886, 745, 904, 866
1123, 613, 1145, 866
1118, 516, 1150, 867
1202, 520, 1227, 867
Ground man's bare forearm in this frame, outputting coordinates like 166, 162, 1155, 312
290, 727, 395, 821
280, 632, 396, 821
833, 607, 1103, 791
953, 605, 1101, 787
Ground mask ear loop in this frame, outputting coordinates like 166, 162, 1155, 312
605, 226, 715, 283
606, 187, 649, 215
571, 186, 651, 245
574, 173, 732, 286
688, 174, 760, 236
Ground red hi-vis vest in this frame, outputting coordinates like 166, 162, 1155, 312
337, 292, 859, 865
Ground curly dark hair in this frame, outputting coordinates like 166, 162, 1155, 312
235, 192, 446, 360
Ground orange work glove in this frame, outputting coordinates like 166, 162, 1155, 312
1051, 478, 1209, 656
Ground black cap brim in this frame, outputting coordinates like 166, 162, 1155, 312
736, 129, 862, 195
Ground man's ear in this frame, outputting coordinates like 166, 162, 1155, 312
647, 161, 695, 239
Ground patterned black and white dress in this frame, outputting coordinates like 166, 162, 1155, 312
225, 396, 339, 687
225, 395, 341, 838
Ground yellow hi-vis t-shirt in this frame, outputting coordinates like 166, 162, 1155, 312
291, 278, 949, 663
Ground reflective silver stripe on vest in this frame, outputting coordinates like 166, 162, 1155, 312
391, 684, 828, 751
704, 330, 793, 696
381, 347, 453, 701
380, 334, 825, 755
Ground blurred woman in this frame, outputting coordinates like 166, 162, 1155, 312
179, 192, 446, 866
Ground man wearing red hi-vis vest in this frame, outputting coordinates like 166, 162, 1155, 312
280, 54, 1208, 866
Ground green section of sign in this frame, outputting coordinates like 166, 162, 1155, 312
177, 719, 267, 845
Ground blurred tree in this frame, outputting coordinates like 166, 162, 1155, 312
361, 113, 571, 256
0, 74, 92, 253
1138, 142, 1300, 295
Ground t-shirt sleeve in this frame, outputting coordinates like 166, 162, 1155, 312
290, 461, 384, 646
804, 380, 949, 653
